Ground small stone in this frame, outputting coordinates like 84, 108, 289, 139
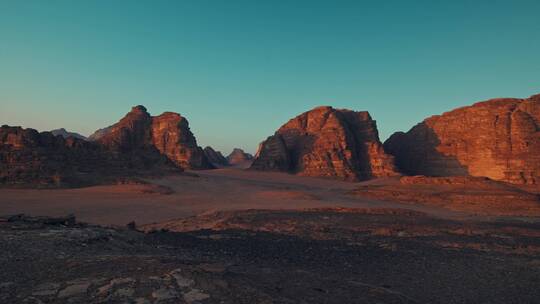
170, 271, 193, 288
0, 282, 14, 289
57, 282, 90, 298
152, 287, 178, 300
97, 277, 135, 295
32, 282, 60, 296
22, 297, 44, 304
134, 298, 151, 304
114, 287, 134, 297
183, 289, 210, 303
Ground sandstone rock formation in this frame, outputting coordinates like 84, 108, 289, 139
384, 94, 540, 184
227, 148, 253, 167
0, 105, 211, 187
203, 146, 229, 167
50, 128, 87, 140
94, 106, 213, 170
151, 112, 212, 169
251, 106, 398, 180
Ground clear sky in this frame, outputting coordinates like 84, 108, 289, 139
1, 0, 539, 154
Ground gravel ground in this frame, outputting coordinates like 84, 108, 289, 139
1, 211, 539, 304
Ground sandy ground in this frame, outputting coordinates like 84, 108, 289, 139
0, 168, 480, 225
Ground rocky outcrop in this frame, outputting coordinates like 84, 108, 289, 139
95, 106, 213, 170
203, 146, 229, 167
0, 105, 212, 187
250, 106, 398, 181
227, 148, 253, 167
384, 94, 540, 184
151, 112, 212, 169
50, 128, 87, 140
0, 125, 116, 187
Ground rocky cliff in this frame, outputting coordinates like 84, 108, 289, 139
95, 106, 212, 170
251, 106, 398, 180
384, 94, 540, 184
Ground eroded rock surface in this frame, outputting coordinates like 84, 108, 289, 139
384, 94, 540, 184
251, 106, 398, 181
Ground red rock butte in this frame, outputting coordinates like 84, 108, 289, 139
384, 94, 540, 184
251, 106, 398, 181
94, 105, 212, 170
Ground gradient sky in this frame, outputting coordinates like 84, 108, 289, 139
1, 0, 539, 154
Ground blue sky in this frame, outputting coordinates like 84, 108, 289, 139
1, 0, 539, 154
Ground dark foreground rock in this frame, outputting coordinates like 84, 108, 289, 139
1, 211, 540, 304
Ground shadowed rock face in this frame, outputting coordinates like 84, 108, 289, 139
0, 126, 120, 187
203, 146, 229, 167
251, 106, 398, 181
384, 94, 540, 184
95, 106, 212, 170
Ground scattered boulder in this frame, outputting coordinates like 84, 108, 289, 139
251, 106, 398, 181
384, 94, 540, 184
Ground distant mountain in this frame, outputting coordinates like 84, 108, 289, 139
50, 128, 87, 140
227, 148, 253, 168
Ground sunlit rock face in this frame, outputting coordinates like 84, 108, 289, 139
151, 112, 212, 170
251, 106, 398, 181
384, 94, 540, 185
